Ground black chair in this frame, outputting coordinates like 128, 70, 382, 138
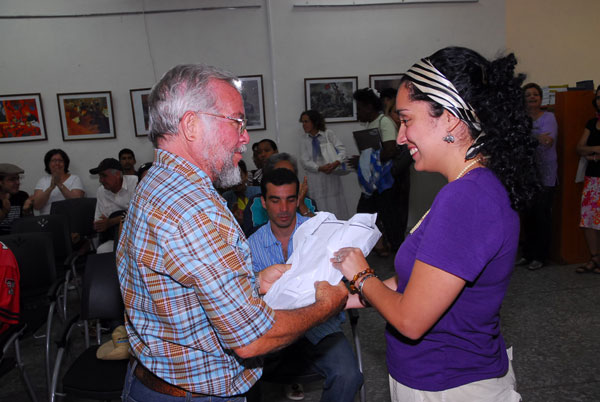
0, 232, 61, 400
49, 252, 127, 402
0, 323, 39, 402
50, 197, 97, 252
253, 309, 366, 402
11, 214, 83, 320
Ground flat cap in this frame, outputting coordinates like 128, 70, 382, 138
0, 163, 24, 175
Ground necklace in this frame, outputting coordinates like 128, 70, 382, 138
455, 158, 482, 181
409, 158, 483, 235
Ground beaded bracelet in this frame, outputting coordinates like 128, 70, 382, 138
348, 268, 375, 294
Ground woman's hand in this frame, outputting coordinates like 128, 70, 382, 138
258, 264, 291, 295
331, 247, 370, 281
299, 176, 309, 202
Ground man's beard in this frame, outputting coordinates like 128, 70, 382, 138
211, 144, 247, 188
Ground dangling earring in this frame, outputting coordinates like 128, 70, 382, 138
443, 134, 455, 143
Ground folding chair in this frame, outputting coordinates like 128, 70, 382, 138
0, 323, 39, 402
49, 252, 127, 402
0, 232, 61, 400
50, 197, 97, 253
11, 214, 83, 320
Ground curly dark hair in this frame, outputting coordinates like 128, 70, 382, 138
523, 82, 542, 98
353, 88, 382, 112
299, 110, 326, 132
401, 46, 539, 211
43, 149, 70, 174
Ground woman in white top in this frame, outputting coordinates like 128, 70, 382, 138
299, 110, 349, 219
32, 149, 85, 215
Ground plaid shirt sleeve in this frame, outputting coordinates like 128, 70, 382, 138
164, 209, 275, 348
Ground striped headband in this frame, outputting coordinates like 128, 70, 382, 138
405, 58, 485, 160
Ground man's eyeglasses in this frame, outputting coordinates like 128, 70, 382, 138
195, 111, 247, 135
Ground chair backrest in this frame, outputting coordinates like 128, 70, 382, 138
11, 215, 73, 264
81, 252, 123, 321
0, 232, 57, 300
50, 198, 97, 237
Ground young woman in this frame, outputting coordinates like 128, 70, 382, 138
332, 47, 538, 401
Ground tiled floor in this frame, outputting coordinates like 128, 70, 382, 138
1, 254, 599, 402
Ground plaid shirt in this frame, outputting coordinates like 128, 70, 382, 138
117, 148, 275, 396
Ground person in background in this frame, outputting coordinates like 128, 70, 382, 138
517, 83, 558, 270
222, 160, 261, 225
242, 153, 316, 237
299, 110, 349, 219
248, 168, 362, 402
380, 87, 402, 128
0, 163, 33, 235
89, 158, 138, 253
137, 162, 152, 183
32, 149, 85, 215
332, 46, 538, 401
576, 85, 600, 274
250, 139, 278, 186
119, 148, 138, 176
350, 88, 405, 256
117, 63, 347, 401
248, 142, 262, 186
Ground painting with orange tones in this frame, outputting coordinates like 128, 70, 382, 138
57, 91, 115, 141
0, 93, 47, 143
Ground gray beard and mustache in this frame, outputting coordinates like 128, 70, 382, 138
210, 144, 247, 188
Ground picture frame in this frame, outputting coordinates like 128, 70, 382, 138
369, 74, 404, 93
57, 91, 115, 141
129, 88, 152, 136
0, 93, 47, 143
304, 76, 358, 123
239, 75, 266, 131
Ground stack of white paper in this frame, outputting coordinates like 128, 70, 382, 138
263, 212, 381, 309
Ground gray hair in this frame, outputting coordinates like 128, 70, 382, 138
263, 153, 298, 176
147, 64, 241, 147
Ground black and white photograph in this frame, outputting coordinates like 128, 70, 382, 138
304, 77, 358, 123
239, 75, 266, 130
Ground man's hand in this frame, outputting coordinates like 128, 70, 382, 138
93, 215, 110, 232
347, 155, 359, 170
314, 280, 348, 314
259, 264, 291, 295
1, 193, 10, 216
22, 196, 34, 215
299, 176, 308, 202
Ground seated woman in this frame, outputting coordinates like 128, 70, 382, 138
32, 149, 85, 215
242, 153, 316, 237
222, 160, 261, 225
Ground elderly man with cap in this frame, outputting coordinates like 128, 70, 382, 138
0, 163, 33, 235
90, 158, 138, 253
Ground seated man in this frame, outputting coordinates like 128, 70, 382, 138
242, 153, 316, 237
89, 158, 138, 252
248, 168, 363, 402
118, 148, 138, 176
0, 163, 33, 235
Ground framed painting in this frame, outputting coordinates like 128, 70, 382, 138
0, 93, 47, 143
369, 74, 404, 93
304, 76, 358, 123
57, 91, 115, 141
129, 88, 151, 136
239, 75, 266, 130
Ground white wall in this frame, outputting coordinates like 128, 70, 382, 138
0, 0, 505, 226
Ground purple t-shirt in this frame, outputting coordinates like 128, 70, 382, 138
533, 111, 558, 187
387, 168, 519, 391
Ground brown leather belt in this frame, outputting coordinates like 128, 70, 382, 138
130, 356, 208, 397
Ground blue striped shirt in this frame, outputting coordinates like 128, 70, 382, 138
248, 214, 344, 344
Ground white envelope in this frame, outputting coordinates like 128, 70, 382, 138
263, 212, 381, 309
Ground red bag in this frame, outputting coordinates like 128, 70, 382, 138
0, 240, 20, 335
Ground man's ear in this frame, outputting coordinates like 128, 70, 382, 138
260, 195, 267, 209
179, 111, 200, 142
